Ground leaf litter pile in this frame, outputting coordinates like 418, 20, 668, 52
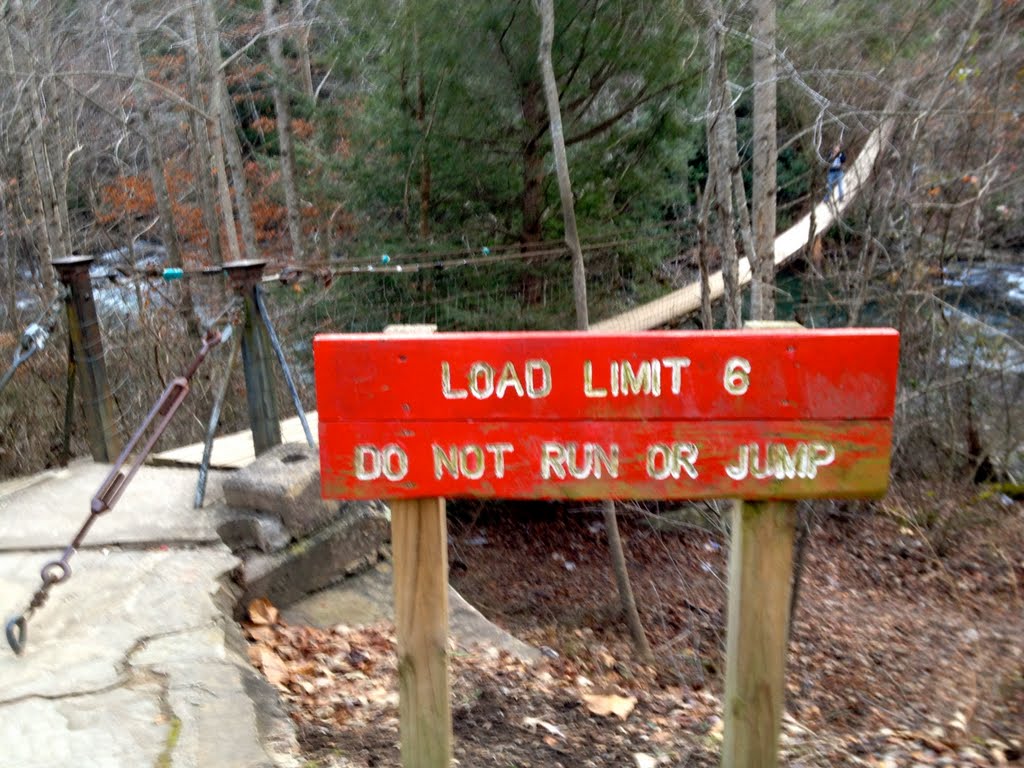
246, 486, 1023, 767
246, 598, 712, 767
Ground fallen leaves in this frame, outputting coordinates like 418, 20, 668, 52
245, 599, 1024, 768
243, 598, 707, 766
247, 597, 278, 626
243, 598, 395, 725
244, 487, 1024, 768
252, 644, 290, 690
245, 624, 276, 644
583, 693, 637, 720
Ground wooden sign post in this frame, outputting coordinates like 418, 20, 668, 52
314, 328, 900, 768
383, 325, 451, 767
722, 321, 800, 768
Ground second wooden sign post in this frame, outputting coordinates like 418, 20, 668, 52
315, 326, 900, 768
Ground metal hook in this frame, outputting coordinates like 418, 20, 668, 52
41, 560, 72, 585
6, 615, 27, 655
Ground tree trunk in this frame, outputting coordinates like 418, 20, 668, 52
707, 26, 755, 272
603, 500, 653, 661
731, 162, 756, 270
11, 0, 72, 265
750, 0, 777, 321
696, 163, 714, 331
787, 504, 813, 643
520, 80, 546, 245
0, 183, 16, 329
34, 2, 73, 259
537, 0, 587, 330
184, 6, 223, 266
537, 0, 652, 663
193, 0, 241, 262
218, 77, 260, 261
704, 14, 741, 328
1, 11, 58, 291
415, 39, 432, 239
724, 124, 755, 273
24, 141, 58, 278
198, 0, 258, 261
292, 0, 314, 100
125, 0, 200, 337
263, 0, 305, 262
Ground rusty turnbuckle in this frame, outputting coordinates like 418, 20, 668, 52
5, 320, 233, 655
0, 287, 67, 397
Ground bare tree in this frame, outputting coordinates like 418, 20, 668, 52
197, 0, 259, 261
536, 0, 586, 332
695, 156, 715, 330
750, 0, 777, 321
0, 181, 16, 327
536, 0, 653, 663
183, 6, 223, 266
705, 11, 756, 275
263, 0, 305, 262
33, 3, 73, 258
702, 4, 741, 328
218, 83, 259, 261
124, 0, 200, 336
292, 0, 314, 101
191, 0, 241, 262
695, 0, 776, 327
1, 4, 64, 290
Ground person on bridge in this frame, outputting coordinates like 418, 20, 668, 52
824, 144, 846, 203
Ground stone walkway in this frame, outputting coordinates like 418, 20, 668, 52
0, 461, 299, 768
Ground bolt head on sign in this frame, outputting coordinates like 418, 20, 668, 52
314, 329, 899, 502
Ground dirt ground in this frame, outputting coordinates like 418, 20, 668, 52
247, 484, 1023, 767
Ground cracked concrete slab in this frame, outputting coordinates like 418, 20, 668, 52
0, 459, 230, 550
158, 660, 283, 768
0, 682, 168, 768
0, 548, 238, 700
131, 628, 299, 768
0, 458, 308, 767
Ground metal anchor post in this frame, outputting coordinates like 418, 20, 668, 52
223, 260, 282, 457
52, 256, 122, 462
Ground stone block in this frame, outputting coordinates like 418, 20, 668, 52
223, 441, 338, 538
216, 508, 292, 553
236, 502, 390, 615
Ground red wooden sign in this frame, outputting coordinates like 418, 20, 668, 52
314, 330, 899, 501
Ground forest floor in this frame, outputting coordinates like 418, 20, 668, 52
246, 483, 1023, 767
